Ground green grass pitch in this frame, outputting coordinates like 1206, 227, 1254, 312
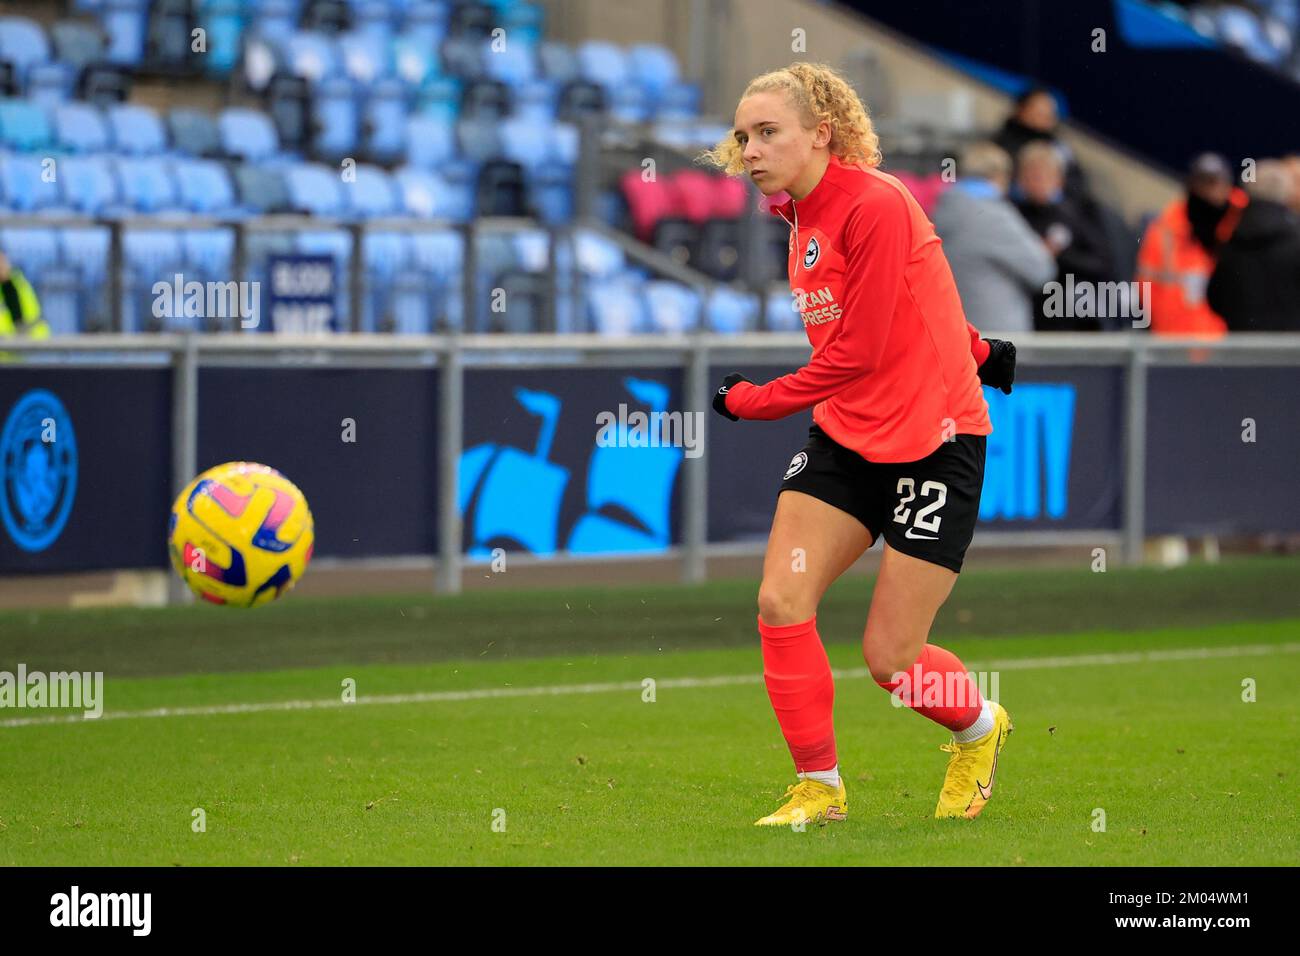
1, 557, 1297, 865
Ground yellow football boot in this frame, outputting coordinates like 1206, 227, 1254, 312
754, 778, 847, 827
934, 702, 1013, 819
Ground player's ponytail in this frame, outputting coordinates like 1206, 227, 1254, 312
700, 62, 882, 175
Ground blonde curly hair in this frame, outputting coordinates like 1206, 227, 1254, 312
700, 62, 882, 175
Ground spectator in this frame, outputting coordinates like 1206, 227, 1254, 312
1206, 160, 1300, 331
994, 87, 1093, 208
1135, 153, 1247, 337
932, 141, 1056, 333
0, 252, 48, 341
1012, 142, 1116, 331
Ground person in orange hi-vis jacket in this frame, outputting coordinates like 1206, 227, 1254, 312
701, 62, 1016, 827
1136, 153, 1246, 338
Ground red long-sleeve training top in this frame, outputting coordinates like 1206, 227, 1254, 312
724, 155, 993, 463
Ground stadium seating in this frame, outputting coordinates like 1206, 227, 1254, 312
0, 3, 760, 336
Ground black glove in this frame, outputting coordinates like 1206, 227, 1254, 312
977, 339, 1016, 395
712, 372, 752, 421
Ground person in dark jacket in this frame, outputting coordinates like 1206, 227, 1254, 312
1012, 142, 1117, 331
994, 87, 1093, 209
1206, 161, 1300, 331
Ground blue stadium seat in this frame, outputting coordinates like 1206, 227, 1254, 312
586, 277, 648, 335
408, 228, 464, 278
501, 1, 544, 47
363, 78, 410, 162
219, 107, 281, 161
483, 37, 538, 87
284, 162, 345, 216
442, 34, 486, 79
197, 0, 245, 76
393, 166, 456, 218
173, 158, 239, 214
576, 41, 650, 122
29, 63, 76, 108
0, 227, 61, 280
707, 286, 759, 334
0, 100, 53, 152
509, 226, 552, 272
628, 43, 699, 118
655, 82, 703, 121
538, 41, 578, 83
498, 115, 575, 223
249, 0, 300, 42
338, 29, 391, 86
51, 21, 107, 75
150, 0, 200, 71
54, 102, 111, 152
102, 0, 149, 65
462, 79, 512, 118
577, 40, 628, 91
59, 154, 124, 216
59, 227, 111, 288
644, 280, 702, 334
361, 230, 409, 331
312, 77, 361, 158
405, 114, 457, 167
513, 78, 557, 119
233, 163, 290, 214
765, 286, 802, 332
416, 74, 462, 121
457, 117, 503, 161
121, 229, 186, 331
402, 1, 450, 49
345, 164, 401, 218
168, 107, 221, 157
182, 228, 235, 279
0, 16, 52, 91
628, 44, 679, 96
57, 225, 112, 331
498, 115, 576, 172
393, 29, 443, 86
241, 32, 281, 92
283, 30, 340, 85
530, 178, 570, 225
574, 230, 626, 279
0, 153, 64, 212
405, 228, 464, 330
352, 1, 399, 42
107, 103, 167, 154
115, 156, 183, 213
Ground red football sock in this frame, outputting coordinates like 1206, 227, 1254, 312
758, 614, 837, 773
874, 643, 982, 732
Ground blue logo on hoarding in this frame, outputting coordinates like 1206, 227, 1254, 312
459, 378, 681, 556
0, 389, 78, 552
980, 384, 1075, 520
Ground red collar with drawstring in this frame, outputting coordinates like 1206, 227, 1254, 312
765, 154, 860, 222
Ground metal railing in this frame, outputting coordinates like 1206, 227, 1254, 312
7, 331, 1300, 600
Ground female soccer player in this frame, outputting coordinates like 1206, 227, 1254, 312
704, 63, 1019, 825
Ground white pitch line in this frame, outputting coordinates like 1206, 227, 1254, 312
2, 641, 1297, 729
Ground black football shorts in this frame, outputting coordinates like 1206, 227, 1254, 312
777, 423, 986, 573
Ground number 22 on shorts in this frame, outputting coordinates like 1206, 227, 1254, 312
893, 478, 948, 540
